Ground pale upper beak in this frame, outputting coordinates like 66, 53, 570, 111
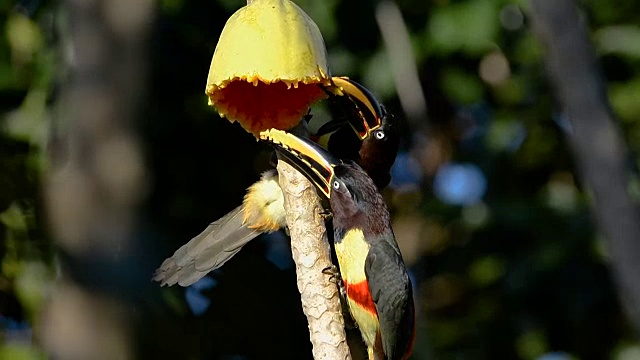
260, 128, 339, 199
320, 76, 383, 140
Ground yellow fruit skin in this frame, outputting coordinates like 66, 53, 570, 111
206, 0, 331, 136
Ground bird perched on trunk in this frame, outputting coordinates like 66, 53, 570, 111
154, 77, 400, 287
260, 128, 415, 360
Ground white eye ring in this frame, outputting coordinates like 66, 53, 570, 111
374, 130, 385, 140
333, 180, 340, 190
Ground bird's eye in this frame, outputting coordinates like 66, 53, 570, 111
332, 180, 340, 190
374, 130, 385, 140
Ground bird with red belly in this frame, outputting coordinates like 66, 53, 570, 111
261, 128, 415, 360
154, 77, 400, 287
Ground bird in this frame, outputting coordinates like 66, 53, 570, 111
260, 128, 415, 360
154, 77, 400, 287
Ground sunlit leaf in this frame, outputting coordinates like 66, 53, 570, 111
15, 261, 52, 319
363, 50, 396, 100
440, 67, 484, 104
516, 331, 548, 360
428, 0, 499, 56
609, 79, 640, 123
595, 25, 640, 59
6, 14, 43, 64
468, 256, 505, 287
0, 344, 46, 360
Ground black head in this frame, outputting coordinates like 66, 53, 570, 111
260, 129, 390, 234
358, 107, 400, 189
328, 162, 390, 235
318, 77, 400, 189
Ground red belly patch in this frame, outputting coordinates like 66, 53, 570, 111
344, 280, 377, 315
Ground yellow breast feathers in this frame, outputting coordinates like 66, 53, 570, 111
242, 172, 286, 231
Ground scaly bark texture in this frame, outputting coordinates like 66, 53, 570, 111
530, 0, 640, 336
277, 160, 352, 360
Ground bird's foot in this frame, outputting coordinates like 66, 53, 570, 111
322, 264, 340, 281
319, 208, 333, 221
323, 265, 346, 298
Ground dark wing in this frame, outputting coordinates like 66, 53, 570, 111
153, 205, 261, 287
365, 235, 415, 360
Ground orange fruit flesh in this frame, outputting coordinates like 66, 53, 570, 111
209, 80, 327, 136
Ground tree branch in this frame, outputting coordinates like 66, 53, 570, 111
529, 0, 640, 336
276, 159, 352, 360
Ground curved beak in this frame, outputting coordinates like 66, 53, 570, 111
260, 129, 338, 199
320, 76, 383, 140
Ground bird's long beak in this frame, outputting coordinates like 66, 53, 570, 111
260, 129, 339, 199
319, 76, 383, 140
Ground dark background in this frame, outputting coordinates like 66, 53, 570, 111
1, 0, 640, 359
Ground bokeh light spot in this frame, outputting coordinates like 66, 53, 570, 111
500, 4, 524, 31
434, 162, 487, 205
479, 51, 511, 85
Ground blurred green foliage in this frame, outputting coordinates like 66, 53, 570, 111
2, 0, 640, 359
1, 2, 53, 359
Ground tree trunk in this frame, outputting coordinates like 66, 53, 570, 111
41, 0, 153, 358
529, 0, 640, 336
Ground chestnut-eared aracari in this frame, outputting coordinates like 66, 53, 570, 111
319, 77, 400, 190
260, 128, 415, 360
154, 77, 400, 287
